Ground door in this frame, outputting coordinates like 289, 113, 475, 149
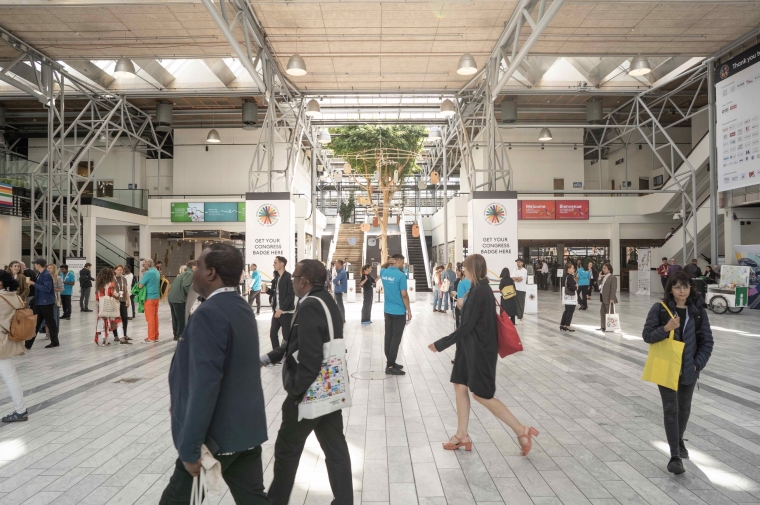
554, 178, 564, 197
639, 177, 649, 197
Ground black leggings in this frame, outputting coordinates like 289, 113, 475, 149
578, 285, 588, 308
560, 304, 575, 327
658, 380, 697, 457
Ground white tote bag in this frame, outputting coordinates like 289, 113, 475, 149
297, 296, 352, 421
605, 302, 621, 332
98, 293, 120, 318
562, 293, 578, 305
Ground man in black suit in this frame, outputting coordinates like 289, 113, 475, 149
79, 263, 94, 312
263, 259, 353, 505
160, 243, 269, 504
266, 256, 294, 359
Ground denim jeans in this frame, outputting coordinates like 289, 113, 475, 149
658, 379, 697, 457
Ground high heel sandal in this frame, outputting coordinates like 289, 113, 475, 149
442, 435, 472, 451
518, 426, 539, 456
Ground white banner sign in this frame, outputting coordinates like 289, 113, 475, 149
636, 247, 651, 296
245, 193, 294, 287
468, 192, 518, 281
65, 257, 88, 300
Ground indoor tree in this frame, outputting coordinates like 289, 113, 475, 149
329, 125, 427, 263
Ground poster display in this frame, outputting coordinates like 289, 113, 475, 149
66, 257, 88, 301
716, 43, 760, 192
245, 193, 294, 287
556, 200, 589, 220
171, 202, 245, 222
732, 245, 760, 309
635, 247, 651, 296
518, 200, 589, 220
468, 191, 518, 281
0, 183, 12, 207
520, 200, 555, 220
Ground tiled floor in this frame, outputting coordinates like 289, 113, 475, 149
1, 290, 759, 505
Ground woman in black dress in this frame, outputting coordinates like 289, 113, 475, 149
560, 263, 577, 332
428, 254, 539, 456
498, 268, 517, 324
359, 265, 375, 324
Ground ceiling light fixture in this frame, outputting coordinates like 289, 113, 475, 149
628, 56, 652, 76
439, 99, 456, 117
305, 99, 322, 118
427, 127, 442, 140
457, 53, 477, 75
538, 127, 553, 141
206, 128, 220, 143
319, 129, 331, 144
114, 57, 137, 79
286, 54, 307, 76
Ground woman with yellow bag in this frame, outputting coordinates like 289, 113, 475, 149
642, 270, 713, 475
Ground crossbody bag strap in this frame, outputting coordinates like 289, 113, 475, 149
659, 301, 676, 340
304, 295, 335, 358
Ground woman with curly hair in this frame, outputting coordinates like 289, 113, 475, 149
94, 267, 129, 346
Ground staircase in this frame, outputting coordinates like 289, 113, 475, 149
333, 224, 365, 290
405, 223, 431, 292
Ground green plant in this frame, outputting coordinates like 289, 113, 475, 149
329, 125, 427, 262
339, 193, 355, 224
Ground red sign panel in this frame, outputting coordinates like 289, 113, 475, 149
556, 200, 589, 220
519, 200, 556, 220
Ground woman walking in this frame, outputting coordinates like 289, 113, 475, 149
359, 265, 375, 324
560, 263, 577, 332
597, 263, 618, 331
0, 270, 29, 422
40, 264, 64, 340
114, 266, 132, 343
643, 270, 713, 474
5, 262, 29, 301
124, 266, 136, 319
498, 268, 517, 324
576, 262, 590, 310
428, 254, 539, 455
433, 265, 443, 313
94, 267, 129, 346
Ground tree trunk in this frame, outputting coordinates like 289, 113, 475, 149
380, 189, 391, 263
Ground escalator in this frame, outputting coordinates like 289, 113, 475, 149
96, 236, 134, 273
405, 223, 431, 292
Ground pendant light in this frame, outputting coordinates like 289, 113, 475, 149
286, 29, 307, 76
457, 53, 477, 75
319, 129, 331, 144
114, 57, 137, 79
439, 99, 456, 117
427, 127, 442, 140
207, 114, 221, 143
628, 56, 652, 76
417, 179, 427, 190
305, 99, 321, 118
538, 127, 553, 141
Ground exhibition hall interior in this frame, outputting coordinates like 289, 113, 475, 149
1, 0, 760, 503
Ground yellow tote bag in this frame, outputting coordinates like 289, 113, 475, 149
642, 302, 685, 391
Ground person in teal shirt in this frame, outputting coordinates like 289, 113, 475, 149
380, 254, 412, 376
139, 259, 161, 342
577, 264, 590, 310
248, 263, 262, 315
59, 264, 76, 319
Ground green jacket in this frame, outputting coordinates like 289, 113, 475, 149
131, 283, 147, 314
168, 270, 194, 304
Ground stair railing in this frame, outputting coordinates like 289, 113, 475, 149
412, 212, 432, 289
399, 213, 409, 267
327, 221, 341, 266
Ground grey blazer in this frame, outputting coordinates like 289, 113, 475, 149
601, 275, 618, 305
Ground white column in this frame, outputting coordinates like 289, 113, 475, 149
0, 215, 22, 262
296, 220, 305, 263
724, 208, 741, 264
194, 241, 203, 260
455, 220, 465, 264
139, 224, 151, 263
610, 221, 621, 292
83, 216, 97, 267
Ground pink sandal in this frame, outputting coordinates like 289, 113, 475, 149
442, 435, 472, 451
518, 426, 539, 456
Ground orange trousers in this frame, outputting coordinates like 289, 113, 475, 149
144, 299, 160, 341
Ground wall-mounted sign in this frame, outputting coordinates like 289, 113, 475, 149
556, 200, 589, 220
520, 200, 555, 220
246, 193, 294, 280
182, 230, 231, 240
468, 192, 518, 281
0, 183, 12, 207
573, 182, 583, 188
518, 200, 589, 220
171, 202, 245, 222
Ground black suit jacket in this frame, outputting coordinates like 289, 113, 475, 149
79, 268, 94, 289
267, 270, 295, 312
280, 285, 344, 401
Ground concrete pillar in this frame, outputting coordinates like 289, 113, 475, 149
455, 220, 465, 264
139, 225, 151, 264
0, 215, 22, 263
724, 208, 741, 265
610, 221, 621, 292
296, 221, 305, 264
194, 241, 203, 260
83, 216, 97, 268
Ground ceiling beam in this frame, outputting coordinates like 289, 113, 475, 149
566, 56, 628, 87
133, 59, 175, 88
645, 57, 692, 85
61, 60, 115, 89
516, 56, 559, 87
202, 58, 236, 87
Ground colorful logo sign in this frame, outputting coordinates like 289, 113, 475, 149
484, 202, 506, 225
257, 204, 279, 226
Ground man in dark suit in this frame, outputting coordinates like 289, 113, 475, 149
263, 259, 353, 505
27, 258, 59, 349
79, 263, 94, 312
266, 256, 294, 360
160, 243, 269, 504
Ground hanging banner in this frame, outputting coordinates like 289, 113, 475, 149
556, 200, 590, 220
246, 193, 294, 287
635, 247, 651, 296
732, 245, 760, 309
519, 200, 555, 220
468, 191, 518, 282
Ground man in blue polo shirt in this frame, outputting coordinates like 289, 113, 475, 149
59, 264, 76, 320
380, 254, 412, 376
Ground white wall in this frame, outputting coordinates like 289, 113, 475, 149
741, 221, 760, 245
97, 225, 128, 253
0, 216, 22, 263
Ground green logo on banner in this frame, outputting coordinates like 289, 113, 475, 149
735, 287, 748, 307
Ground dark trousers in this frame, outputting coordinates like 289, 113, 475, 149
661, 276, 668, 291
159, 447, 269, 505
29, 303, 58, 348
658, 380, 697, 457
80, 287, 91, 310
384, 313, 406, 368
560, 304, 576, 327
455, 307, 461, 328
515, 290, 526, 319
170, 302, 186, 339
130, 295, 136, 318
335, 292, 345, 322
113, 302, 129, 340
578, 286, 588, 309
270, 313, 293, 352
248, 290, 261, 314
268, 398, 353, 505
61, 295, 72, 318
361, 289, 373, 322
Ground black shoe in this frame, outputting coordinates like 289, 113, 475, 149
2, 410, 28, 423
667, 456, 685, 474
128, 317, 134, 320
120, 339, 133, 345
392, 363, 404, 370
385, 367, 405, 376
62, 316, 71, 320
450, 359, 455, 364
679, 440, 689, 459
560, 326, 567, 331
44, 344, 59, 348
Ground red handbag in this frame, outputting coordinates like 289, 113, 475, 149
496, 306, 523, 358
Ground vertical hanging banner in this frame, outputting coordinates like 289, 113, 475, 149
635, 247, 651, 296
246, 193, 295, 286
468, 191, 519, 282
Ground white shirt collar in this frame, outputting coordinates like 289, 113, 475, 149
206, 286, 237, 300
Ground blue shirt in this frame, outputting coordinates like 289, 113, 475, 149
577, 268, 590, 286
333, 268, 347, 294
34, 269, 56, 306
60, 271, 75, 296
141, 268, 161, 300
456, 278, 471, 299
381, 267, 408, 315
250, 270, 261, 291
